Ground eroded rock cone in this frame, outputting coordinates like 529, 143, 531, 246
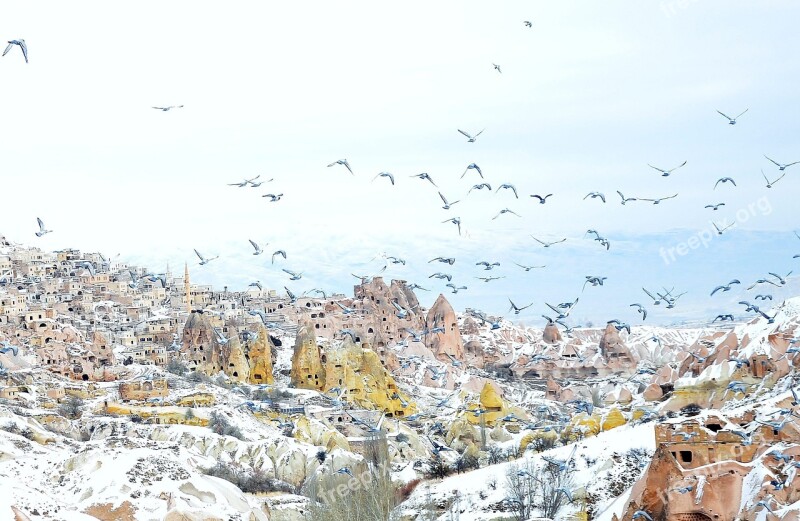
543, 323, 562, 344
425, 294, 465, 363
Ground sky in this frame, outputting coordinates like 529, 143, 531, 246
1, 1, 800, 326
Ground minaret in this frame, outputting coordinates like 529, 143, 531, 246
184, 262, 191, 311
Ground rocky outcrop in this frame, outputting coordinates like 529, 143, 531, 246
542, 323, 562, 344
290, 324, 326, 391
425, 294, 465, 363
291, 324, 414, 417
246, 326, 274, 385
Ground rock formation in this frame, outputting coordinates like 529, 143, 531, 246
291, 323, 415, 417
425, 294, 465, 363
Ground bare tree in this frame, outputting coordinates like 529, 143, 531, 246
505, 457, 576, 521
505, 461, 537, 521
305, 462, 398, 521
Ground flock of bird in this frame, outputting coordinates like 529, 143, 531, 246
11, 20, 800, 333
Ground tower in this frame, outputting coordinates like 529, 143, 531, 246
184, 262, 191, 311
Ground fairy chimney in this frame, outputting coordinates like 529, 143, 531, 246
425, 294, 465, 363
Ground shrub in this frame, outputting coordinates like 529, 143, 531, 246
487, 445, 505, 465
424, 456, 453, 480
208, 411, 244, 440
204, 462, 294, 494
396, 478, 421, 502
315, 449, 327, 464
166, 358, 187, 376
58, 396, 84, 420
454, 452, 480, 474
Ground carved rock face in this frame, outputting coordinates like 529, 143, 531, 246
425, 294, 465, 363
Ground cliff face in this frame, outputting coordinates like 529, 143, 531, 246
246, 326, 274, 385
290, 324, 325, 391
221, 336, 249, 382
425, 294, 465, 363
181, 312, 274, 384
181, 311, 221, 372
291, 323, 414, 417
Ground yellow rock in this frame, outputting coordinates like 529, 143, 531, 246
247, 326, 274, 385
600, 407, 626, 431
291, 324, 415, 417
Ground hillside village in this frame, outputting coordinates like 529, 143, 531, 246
1, 238, 800, 521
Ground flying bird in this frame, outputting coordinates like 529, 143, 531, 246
262, 193, 283, 202
458, 129, 484, 143
713, 221, 735, 235
530, 193, 553, 204
705, 203, 725, 211
714, 177, 737, 189
228, 175, 261, 187
746, 278, 780, 290
492, 208, 521, 219
152, 105, 184, 111
446, 283, 467, 294
327, 159, 354, 175
586, 229, 610, 250
514, 262, 546, 271
248, 239, 264, 255
639, 193, 678, 205
372, 172, 395, 185
648, 161, 687, 177
194, 249, 219, 266
583, 276, 607, 291
438, 192, 460, 210
508, 299, 533, 314
493, 63, 502, 73
271, 250, 287, 264
496, 184, 519, 198
524, 21, 532, 27
282, 269, 303, 281
476, 261, 500, 270
765, 155, 800, 171
429, 257, 456, 265
616, 191, 637, 205
762, 169, 787, 188
755, 294, 773, 301
713, 314, 734, 322
469, 183, 492, 194
429, 273, 453, 282
410, 173, 437, 186
2, 39, 28, 63
717, 108, 748, 125
461, 163, 483, 179
768, 271, 791, 285
476, 275, 504, 282
531, 236, 566, 248
630, 303, 648, 320
442, 217, 462, 235
35, 218, 52, 237
584, 192, 606, 203
710, 280, 740, 296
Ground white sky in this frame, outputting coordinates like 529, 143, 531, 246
2, 1, 799, 325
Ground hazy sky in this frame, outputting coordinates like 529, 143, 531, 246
2, 1, 799, 325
